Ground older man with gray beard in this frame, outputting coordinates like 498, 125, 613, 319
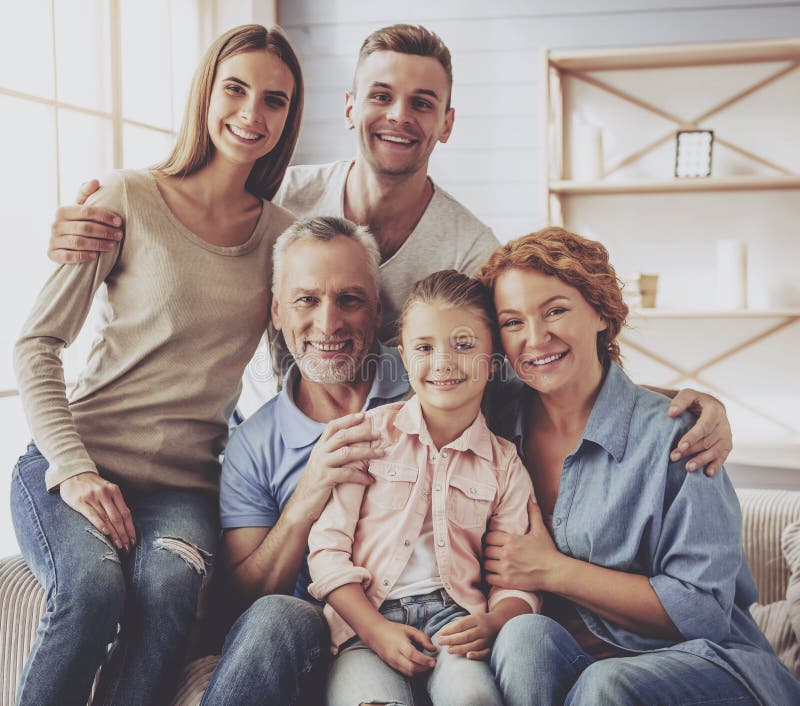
200, 215, 410, 705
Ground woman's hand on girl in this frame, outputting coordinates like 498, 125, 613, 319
484, 500, 565, 592
363, 619, 436, 677
59, 471, 135, 551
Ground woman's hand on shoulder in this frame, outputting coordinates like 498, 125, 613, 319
484, 499, 566, 593
59, 471, 135, 551
667, 389, 732, 476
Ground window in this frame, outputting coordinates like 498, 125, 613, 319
0, 0, 209, 557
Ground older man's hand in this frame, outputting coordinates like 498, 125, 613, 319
288, 412, 385, 524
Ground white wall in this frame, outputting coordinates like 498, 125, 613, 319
277, 0, 800, 238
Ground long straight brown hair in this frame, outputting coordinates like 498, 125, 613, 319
155, 24, 304, 201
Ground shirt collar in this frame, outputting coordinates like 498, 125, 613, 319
277, 343, 409, 449
393, 395, 495, 462
579, 362, 637, 463
495, 363, 636, 464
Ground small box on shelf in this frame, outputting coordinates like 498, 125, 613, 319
621, 273, 658, 308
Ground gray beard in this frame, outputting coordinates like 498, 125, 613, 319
296, 356, 359, 384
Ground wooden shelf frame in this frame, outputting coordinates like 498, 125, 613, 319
548, 39, 800, 72
621, 311, 800, 435
629, 309, 800, 319
550, 176, 800, 195
542, 38, 800, 223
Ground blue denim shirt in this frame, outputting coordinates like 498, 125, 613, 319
491, 362, 800, 704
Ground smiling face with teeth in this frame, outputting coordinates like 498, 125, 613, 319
207, 49, 295, 171
271, 234, 381, 385
345, 51, 454, 178
399, 302, 495, 434
494, 268, 607, 400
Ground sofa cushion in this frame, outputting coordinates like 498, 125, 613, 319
782, 521, 800, 645
750, 519, 800, 678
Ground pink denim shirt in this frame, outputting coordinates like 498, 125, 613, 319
308, 395, 541, 649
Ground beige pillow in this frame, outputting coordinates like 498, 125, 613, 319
750, 520, 800, 678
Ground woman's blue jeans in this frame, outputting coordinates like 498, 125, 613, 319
326, 589, 503, 706
491, 614, 756, 706
10, 442, 219, 706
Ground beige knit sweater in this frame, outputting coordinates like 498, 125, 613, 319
14, 169, 295, 492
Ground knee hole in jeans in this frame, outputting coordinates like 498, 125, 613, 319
153, 536, 211, 575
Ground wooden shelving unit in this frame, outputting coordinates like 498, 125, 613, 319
540, 38, 800, 220
540, 39, 800, 458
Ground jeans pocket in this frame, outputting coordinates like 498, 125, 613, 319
446, 475, 496, 529
13, 441, 47, 477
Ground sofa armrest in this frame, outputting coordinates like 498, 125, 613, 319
0, 555, 45, 706
737, 488, 800, 604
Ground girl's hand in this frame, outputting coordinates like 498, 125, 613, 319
484, 500, 564, 592
436, 612, 503, 660
363, 619, 437, 677
59, 471, 136, 551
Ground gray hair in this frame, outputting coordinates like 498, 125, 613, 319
272, 216, 381, 292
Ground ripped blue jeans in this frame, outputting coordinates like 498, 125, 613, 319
10, 442, 219, 706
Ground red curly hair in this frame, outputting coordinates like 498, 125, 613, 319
476, 227, 629, 366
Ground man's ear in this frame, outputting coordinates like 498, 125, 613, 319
438, 107, 455, 144
271, 292, 282, 330
344, 91, 355, 130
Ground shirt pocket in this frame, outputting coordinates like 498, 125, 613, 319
366, 461, 419, 511
447, 475, 497, 529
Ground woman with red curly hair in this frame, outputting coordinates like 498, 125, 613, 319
479, 228, 800, 705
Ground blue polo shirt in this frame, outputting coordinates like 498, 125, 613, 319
220, 344, 409, 598
492, 362, 800, 705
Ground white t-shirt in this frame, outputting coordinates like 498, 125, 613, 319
386, 501, 444, 600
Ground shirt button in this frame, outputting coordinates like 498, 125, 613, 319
554, 517, 562, 526
469, 487, 477, 495
422, 490, 430, 498
435, 485, 442, 492
437, 539, 445, 547
382, 579, 389, 586
441, 451, 448, 459
404, 539, 410, 546
431, 455, 437, 462
388, 469, 396, 477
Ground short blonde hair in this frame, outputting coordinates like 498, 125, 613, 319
354, 24, 453, 108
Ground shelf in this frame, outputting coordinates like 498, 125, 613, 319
628, 309, 800, 319
548, 38, 800, 72
549, 176, 800, 195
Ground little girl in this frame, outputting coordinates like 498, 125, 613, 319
308, 270, 540, 706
